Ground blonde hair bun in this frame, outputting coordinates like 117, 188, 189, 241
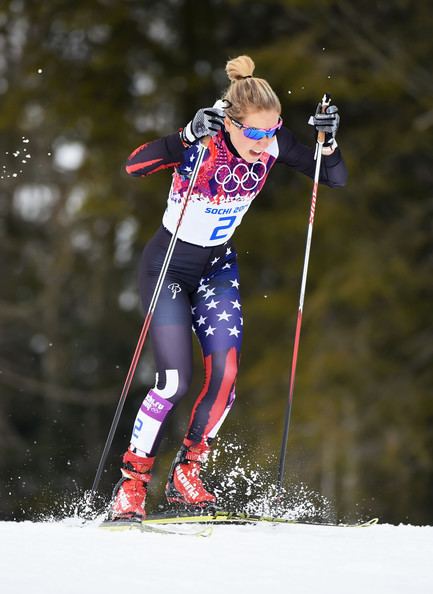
222, 55, 281, 120
225, 55, 255, 82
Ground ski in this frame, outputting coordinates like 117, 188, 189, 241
99, 517, 212, 537
142, 511, 379, 528
100, 512, 378, 535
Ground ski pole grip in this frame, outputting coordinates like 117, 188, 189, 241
201, 99, 229, 147
317, 93, 331, 144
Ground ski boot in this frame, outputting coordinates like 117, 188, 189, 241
165, 441, 217, 512
109, 448, 155, 522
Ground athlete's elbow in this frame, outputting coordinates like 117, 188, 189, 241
125, 161, 144, 177
328, 170, 348, 188
329, 177, 348, 189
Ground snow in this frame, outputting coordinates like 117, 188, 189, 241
1, 519, 432, 594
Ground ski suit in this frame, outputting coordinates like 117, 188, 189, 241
125, 127, 347, 456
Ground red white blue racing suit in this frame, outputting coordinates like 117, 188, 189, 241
125, 127, 347, 456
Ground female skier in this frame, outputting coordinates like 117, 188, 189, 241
109, 55, 347, 521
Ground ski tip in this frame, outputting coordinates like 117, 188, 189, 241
357, 517, 379, 527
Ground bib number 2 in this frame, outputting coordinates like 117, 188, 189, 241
210, 215, 237, 241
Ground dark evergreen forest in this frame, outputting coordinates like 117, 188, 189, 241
1, 0, 432, 524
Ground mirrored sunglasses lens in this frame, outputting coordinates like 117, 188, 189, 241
244, 128, 266, 140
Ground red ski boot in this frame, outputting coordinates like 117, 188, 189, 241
109, 448, 155, 522
165, 441, 216, 510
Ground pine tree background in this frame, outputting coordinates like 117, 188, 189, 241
0, 0, 432, 524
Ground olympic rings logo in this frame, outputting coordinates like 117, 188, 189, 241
214, 162, 267, 193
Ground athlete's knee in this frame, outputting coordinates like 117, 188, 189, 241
210, 348, 239, 384
226, 352, 238, 383
223, 360, 238, 387
154, 368, 191, 400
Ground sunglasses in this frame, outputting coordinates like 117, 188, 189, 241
229, 116, 283, 140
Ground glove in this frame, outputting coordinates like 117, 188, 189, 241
308, 99, 340, 153
181, 106, 226, 145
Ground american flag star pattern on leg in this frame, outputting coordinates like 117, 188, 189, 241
191, 246, 242, 357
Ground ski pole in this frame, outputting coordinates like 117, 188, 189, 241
277, 94, 331, 489
90, 139, 208, 497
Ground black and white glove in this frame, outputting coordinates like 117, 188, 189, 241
181, 104, 226, 145
308, 98, 340, 154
